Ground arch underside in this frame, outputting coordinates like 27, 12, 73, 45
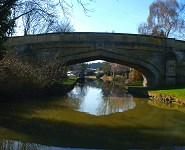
63, 49, 162, 87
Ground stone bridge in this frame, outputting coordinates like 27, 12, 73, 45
6, 32, 185, 87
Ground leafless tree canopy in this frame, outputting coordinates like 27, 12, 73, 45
11, 0, 94, 35
138, 0, 185, 39
50, 18, 75, 33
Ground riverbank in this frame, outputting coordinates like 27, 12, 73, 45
148, 86, 185, 106
128, 85, 185, 106
86, 76, 185, 107
100, 75, 143, 85
0, 77, 77, 101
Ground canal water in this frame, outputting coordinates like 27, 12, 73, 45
0, 79, 185, 149
67, 79, 135, 116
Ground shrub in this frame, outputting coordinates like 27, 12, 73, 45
96, 72, 104, 78
0, 49, 67, 97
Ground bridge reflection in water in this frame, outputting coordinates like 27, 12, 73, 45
66, 79, 135, 115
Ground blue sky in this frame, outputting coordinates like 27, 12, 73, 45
16, 0, 154, 35
71, 0, 154, 34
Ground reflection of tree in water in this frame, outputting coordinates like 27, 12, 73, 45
0, 139, 47, 150
97, 81, 136, 115
67, 83, 89, 110
85, 79, 103, 89
66, 79, 136, 115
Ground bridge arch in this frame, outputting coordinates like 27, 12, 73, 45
64, 48, 162, 87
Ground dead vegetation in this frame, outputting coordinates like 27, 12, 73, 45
0, 48, 67, 98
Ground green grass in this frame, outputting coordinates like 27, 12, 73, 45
59, 76, 77, 85
127, 84, 185, 100
125, 80, 143, 86
149, 85, 185, 99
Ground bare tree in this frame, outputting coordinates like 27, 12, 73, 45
50, 18, 75, 33
110, 63, 129, 78
11, 0, 94, 35
138, 0, 185, 38
14, 0, 57, 35
102, 62, 111, 76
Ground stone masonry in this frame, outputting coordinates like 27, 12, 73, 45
6, 32, 185, 87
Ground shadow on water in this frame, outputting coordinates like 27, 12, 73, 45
0, 80, 185, 149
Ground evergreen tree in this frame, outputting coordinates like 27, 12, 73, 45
0, 0, 16, 59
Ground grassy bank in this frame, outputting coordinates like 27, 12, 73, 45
127, 85, 185, 102
148, 85, 185, 99
125, 80, 143, 86
0, 76, 77, 101
60, 76, 77, 85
